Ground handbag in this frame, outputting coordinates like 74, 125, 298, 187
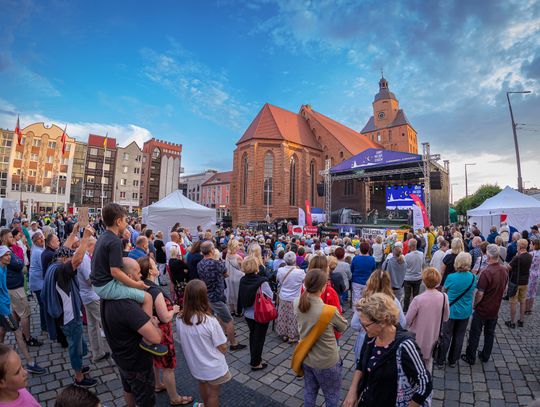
254, 286, 278, 324
432, 293, 446, 360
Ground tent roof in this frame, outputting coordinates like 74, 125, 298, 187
468, 186, 540, 215
146, 190, 214, 212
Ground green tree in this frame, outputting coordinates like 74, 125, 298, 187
454, 184, 502, 216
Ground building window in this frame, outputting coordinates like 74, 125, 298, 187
263, 152, 273, 206
132, 192, 138, 199
135, 155, 142, 162
122, 166, 128, 173
86, 175, 95, 183
120, 178, 127, 186
65, 143, 71, 152
377, 132, 381, 142
28, 169, 37, 177
241, 154, 248, 206
11, 183, 19, 191
90, 148, 98, 155
85, 190, 93, 197
345, 179, 355, 196
134, 168, 140, 174
88, 162, 96, 169
62, 158, 69, 165
46, 156, 54, 163
103, 163, 110, 171
123, 153, 129, 160
32, 139, 41, 147
133, 180, 139, 187
15, 152, 23, 160
102, 177, 108, 184
104, 150, 112, 158
26, 184, 35, 192
48, 141, 56, 149
339, 151, 344, 159
310, 160, 316, 204
289, 156, 297, 206
120, 191, 126, 198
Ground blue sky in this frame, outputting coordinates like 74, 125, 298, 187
1, 0, 539, 200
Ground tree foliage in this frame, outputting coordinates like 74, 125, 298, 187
454, 184, 502, 216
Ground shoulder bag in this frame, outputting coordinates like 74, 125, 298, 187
291, 304, 336, 377
431, 293, 446, 360
254, 286, 278, 324
276, 266, 295, 305
450, 273, 475, 307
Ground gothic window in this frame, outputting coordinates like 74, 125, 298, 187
241, 153, 248, 205
377, 132, 381, 142
289, 156, 297, 206
310, 160, 316, 204
263, 152, 273, 206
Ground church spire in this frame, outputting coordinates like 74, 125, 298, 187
379, 70, 389, 90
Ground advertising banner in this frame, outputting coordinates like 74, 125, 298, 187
298, 208, 306, 227
410, 193, 430, 227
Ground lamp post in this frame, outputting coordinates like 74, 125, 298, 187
506, 90, 531, 193
464, 163, 476, 197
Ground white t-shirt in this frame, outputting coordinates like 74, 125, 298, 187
372, 243, 384, 262
56, 283, 74, 325
176, 315, 228, 381
430, 249, 448, 273
277, 266, 305, 302
165, 241, 181, 263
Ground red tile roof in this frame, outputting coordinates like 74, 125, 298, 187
301, 106, 382, 154
236, 104, 321, 150
88, 134, 117, 149
202, 171, 232, 186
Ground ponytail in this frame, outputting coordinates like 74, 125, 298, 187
298, 268, 328, 314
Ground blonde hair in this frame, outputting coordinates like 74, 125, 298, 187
361, 270, 394, 300
248, 243, 264, 267
227, 239, 239, 253
356, 293, 399, 326
169, 246, 180, 259
454, 251, 472, 271
327, 256, 338, 272
450, 238, 464, 255
422, 267, 441, 289
241, 256, 259, 274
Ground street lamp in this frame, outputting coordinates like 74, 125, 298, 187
464, 163, 476, 197
506, 90, 531, 193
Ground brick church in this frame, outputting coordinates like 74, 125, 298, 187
231, 76, 418, 225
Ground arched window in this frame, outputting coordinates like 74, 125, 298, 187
309, 160, 316, 205
263, 152, 273, 206
289, 156, 297, 206
241, 154, 248, 205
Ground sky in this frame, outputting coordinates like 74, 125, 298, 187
0, 0, 539, 201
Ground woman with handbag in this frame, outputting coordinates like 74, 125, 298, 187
293, 268, 348, 407
406, 267, 449, 371
237, 256, 273, 371
276, 252, 305, 343
436, 252, 477, 367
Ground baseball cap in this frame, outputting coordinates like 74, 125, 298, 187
0, 246, 11, 257
30, 221, 37, 225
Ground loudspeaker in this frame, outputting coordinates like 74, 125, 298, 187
430, 172, 442, 189
317, 183, 325, 196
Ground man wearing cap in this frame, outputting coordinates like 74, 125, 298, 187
21, 219, 32, 250
28, 221, 40, 239
0, 245, 46, 374
42, 224, 98, 387
462, 244, 509, 365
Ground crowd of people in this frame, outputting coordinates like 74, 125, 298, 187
0, 207, 538, 406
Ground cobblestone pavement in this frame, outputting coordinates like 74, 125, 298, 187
11, 291, 540, 406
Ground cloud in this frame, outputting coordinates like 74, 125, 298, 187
140, 40, 252, 131
0, 98, 152, 148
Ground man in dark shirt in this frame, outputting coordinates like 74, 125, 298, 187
462, 244, 509, 364
505, 239, 532, 328
101, 257, 162, 407
197, 241, 245, 351
41, 233, 60, 276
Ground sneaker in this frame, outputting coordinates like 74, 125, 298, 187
139, 341, 168, 356
517, 320, 524, 328
74, 377, 98, 388
229, 343, 247, 351
460, 354, 475, 365
25, 337, 43, 347
505, 320, 516, 329
81, 366, 90, 374
26, 363, 46, 375
94, 352, 110, 362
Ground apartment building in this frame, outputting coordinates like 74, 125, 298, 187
201, 171, 232, 221
181, 170, 217, 204
82, 134, 117, 210
69, 141, 87, 207
114, 141, 143, 212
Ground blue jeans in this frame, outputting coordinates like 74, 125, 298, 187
60, 319, 88, 372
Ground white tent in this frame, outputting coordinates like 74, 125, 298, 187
142, 190, 216, 241
467, 186, 540, 236
0, 198, 20, 227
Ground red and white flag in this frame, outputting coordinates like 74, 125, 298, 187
61, 124, 67, 154
15, 115, 22, 146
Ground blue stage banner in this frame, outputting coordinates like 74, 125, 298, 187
330, 148, 422, 174
386, 185, 424, 209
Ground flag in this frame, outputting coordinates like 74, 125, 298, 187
305, 199, 312, 226
409, 193, 429, 227
15, 115, 22, 146
298, 208, 306, 227
60, 124, 67, 154
103, 133, 108, 149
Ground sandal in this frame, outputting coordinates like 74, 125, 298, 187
170, 395, 193, 405
155, 386, 166, 393
251, 363, 268, 371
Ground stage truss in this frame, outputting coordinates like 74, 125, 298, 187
321, 143, 444, 220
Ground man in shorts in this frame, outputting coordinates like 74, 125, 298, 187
0, 245, 46, 374
197, 241, 246, 351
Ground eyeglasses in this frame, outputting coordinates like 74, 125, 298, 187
361, 320, 378, 329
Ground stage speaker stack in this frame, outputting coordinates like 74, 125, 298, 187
430, 172, 442, 189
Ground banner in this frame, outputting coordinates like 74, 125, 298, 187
361, 227, 387, 238
409, 193, 429, 227
291, 225, 304, 235
305, 200, 312, 226
303, 226, 318, 235
298, 208, 306, 227
412, 205, 424, 230
78, 207, 89, 228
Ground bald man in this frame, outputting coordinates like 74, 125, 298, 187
128, 236, 148, 260
165, 232, 181, 263
101, 257, 162, 407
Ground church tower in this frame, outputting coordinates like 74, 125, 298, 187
360, 74, 418, 154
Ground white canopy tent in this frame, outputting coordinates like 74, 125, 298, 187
142, 190, 216, 241
467, 186, 540, 236
0, 198, 20, 227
